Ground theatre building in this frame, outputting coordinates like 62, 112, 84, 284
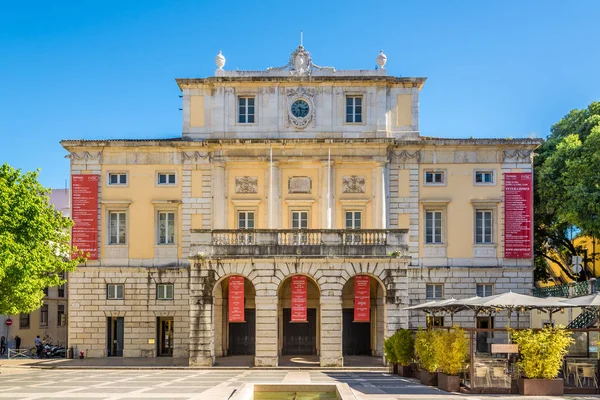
62, 46, 539, 366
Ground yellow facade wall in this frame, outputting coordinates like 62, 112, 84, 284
397, 169, 410, 197
227, 165, 267, 229
335, 165, 374, 229
101, 163, 182, 259
398, 213, 410, 229
190, 96, 205, 127
281, 165, 320, 229
396, 94, 412, 126
419, 164, 502, 259
191, 170, 203, 198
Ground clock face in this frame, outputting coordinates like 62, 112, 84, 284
291, 99, 310, 118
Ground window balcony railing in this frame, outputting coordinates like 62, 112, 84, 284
190, 229, 408, 258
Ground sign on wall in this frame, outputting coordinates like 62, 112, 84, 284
491, 344, 519, 353
228, 276, 245, 323
354, 275, 371, 322
504, 173, 533, 259
291, 275, 308, 322
71, 174, 99, 260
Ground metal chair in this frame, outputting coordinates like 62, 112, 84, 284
474, 366, 491, 387
579, 366, 598, 388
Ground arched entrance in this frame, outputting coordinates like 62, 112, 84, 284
213, 275, 256, 363
278, 275, 320, 358
342, 275, 386, 358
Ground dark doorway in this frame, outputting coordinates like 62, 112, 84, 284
157, 317, 173, 357
342, 308, 371, 356
106, 317, 124, 357
228, 309, 256, 355
282, 308, 317, 355
476, 316, 494, 353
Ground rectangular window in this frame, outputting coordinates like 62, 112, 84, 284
43, 287, 49, 296
345, 211, 362, 229
20, 313, 30, 329
57, 305, 65, 326
158, 212, 175, 244
157, 284, 174, 300
291, 211, 309, 244
475, 210, 493, 244
238, 96, 255, 124
425, 211, 443, 244
476, 284, 493, 297
40, 304, 48, 326
109, 211, 127, 244
237, 211, 255, 244
424, 170, 445, 185
108, 173, 127, 186
475, 170, 495, 185
107, 284, 124, 300
426, 284, 443, 300
346, 96, 362, 123
157, 173, 176, 185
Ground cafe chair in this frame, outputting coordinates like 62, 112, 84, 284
474, 367, 491, 387
491, 366, 509, 388
578, 366, 598, 388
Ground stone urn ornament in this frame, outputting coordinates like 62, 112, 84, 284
215, 50, 226, 70
376, 50, 387, 69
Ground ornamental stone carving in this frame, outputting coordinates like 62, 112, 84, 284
69, 151, 103, 163
286, 87, 316, 130
215, 51, 226, 70
235, 176, 258, 194
267, 45, 335, 76
288, 176, 312, 194
502, 150, 532, 163
390, 150, 420, 162
376, 50, 387, 69
342, 175, 366, 193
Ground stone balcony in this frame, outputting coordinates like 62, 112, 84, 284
189, 229, 409, 259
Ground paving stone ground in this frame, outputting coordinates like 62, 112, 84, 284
1, 368, 600, 399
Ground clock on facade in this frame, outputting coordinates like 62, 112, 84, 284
291, 99, 310, 118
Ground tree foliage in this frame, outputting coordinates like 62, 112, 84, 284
434, 327, 468, 376
534, 102, 600, 282
0, 164, 82, 314
415, 329, 439, 372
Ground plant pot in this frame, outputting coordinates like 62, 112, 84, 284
518, 377, 563, 396
420, 370, 438, 386
397, 365, 413, 378
438, 372, 460, 392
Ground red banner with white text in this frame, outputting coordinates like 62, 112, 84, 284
228, 276, 245, 323
291, 275, 307, 322
354, 275, 371, 322
504, 172, 533, 259
71, 174, 99, 260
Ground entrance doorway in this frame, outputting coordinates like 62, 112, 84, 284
282, 308, 317, 355
157, 317, 173, 357
228, 309, 256, 355
476, 316, 494, 354
106, 317, 124, 357
342, 309, 371, 355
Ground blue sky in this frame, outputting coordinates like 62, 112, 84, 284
1, 0, 599, 188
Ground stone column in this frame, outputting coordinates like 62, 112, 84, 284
212, 160, 226, 229
320, 159, 335, 229
189, 265, 215, 366
320, 296, 343, 367
373, 161, 388, 229
254, 295, 278, 366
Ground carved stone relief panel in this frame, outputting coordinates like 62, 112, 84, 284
288, 176, 312, 194
235, 176, 258, 194
342, 176, 366, 193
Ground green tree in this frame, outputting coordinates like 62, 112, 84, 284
535, 102, 600, 282
0, 164, 82, 314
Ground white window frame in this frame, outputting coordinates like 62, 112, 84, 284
291, 210, 309, 245
157, 172, 177, 186
474, 170, 496, 186
107, 284, 124, 300
107, 172, 127, 187
475, 209, 494, 244
40, 304, 48, 327
57, 304, 65, 326
237, 96, 256, 124
157, 283, 174, 300
108, 210, 127, 245
237, 211, 255, 244
157, 211, 176, 245
476, 284, 494, 297
345, 95, 363, 124
426, 284, 443, 300
425, 210, 443, 244
424, 170, 446, 186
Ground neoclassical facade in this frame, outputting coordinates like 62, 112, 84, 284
62, 46, 539, 366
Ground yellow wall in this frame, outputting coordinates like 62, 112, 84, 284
102, 163, 182, 259
227, 165, 267, 229
396, 94, 412, 126
281, 165, 320, 229
419, 164, 502, 259
190, 96, 205, 127
335, 165, 374, 229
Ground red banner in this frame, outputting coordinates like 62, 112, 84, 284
228, 276, 245, 323
71, 174, 99, 260
354, 275, 371, 322
504, 172, 533, 259
291, 275, 307, 322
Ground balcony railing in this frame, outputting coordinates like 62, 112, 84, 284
190, 229, 408, 258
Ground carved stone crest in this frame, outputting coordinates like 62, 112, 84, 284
288, 177, 312, 194
235, 176, 258, 194
267, 45, 335, 76
286, 87, 316, 130
342, 176, 366, 193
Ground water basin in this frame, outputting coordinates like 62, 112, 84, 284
231, 383, 357, 400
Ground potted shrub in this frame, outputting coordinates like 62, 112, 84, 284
415, 329, 439, 386
383, 332, 399, 374
393, 329, 415, 378
512, 325, 574, 396
434, 327, 468, 392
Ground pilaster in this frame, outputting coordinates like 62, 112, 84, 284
320, 296, 343, 366
254, 295, 278, 367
